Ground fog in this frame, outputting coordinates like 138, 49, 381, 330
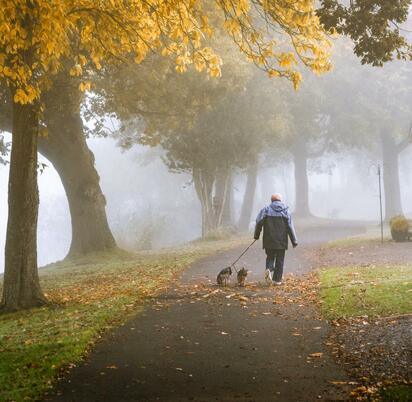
1, 38, 412, 273
1, 138, 411, 273
0, 137, 201, 272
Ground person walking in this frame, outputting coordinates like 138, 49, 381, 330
254, 193, 298, 285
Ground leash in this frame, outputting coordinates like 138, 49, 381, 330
230, 239, 257, 273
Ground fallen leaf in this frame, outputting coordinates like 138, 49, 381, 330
308, 352, 323, 358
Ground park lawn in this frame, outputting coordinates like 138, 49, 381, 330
0, 236, 248, 402
379, 384, 412, 402
319, 264, 412, 319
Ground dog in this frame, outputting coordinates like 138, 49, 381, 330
237, 267, 248, 287
217, 266, 232, 286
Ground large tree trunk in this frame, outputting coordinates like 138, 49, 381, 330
381, 134, 403, 219
1, 99, 47, 312
292, 141, 311, 218
238, 158, 258, 231
41, 77, 117, 257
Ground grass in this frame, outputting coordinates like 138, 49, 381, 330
324, 236, 384, 249
379, 385, 412, 401
319, 265, 412, 319
0, 236, 249, 402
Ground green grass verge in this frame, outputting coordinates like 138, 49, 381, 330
319, 265, 412, 319
379, 385, 412, 401
0, 236, 248, 402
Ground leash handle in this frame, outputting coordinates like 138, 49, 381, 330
230, 239, 257, 269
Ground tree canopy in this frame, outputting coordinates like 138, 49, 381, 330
0, 0, 332, 105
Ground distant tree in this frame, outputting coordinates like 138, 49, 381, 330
262, 42, 383, 218
316, 0, 412, 214
100, 53, 276, 236
260, 73, 335, 218
313, 42, 412, 219
161, 87, 278, 236
287, 81, 329, 217
352, 63, 412, 218
236, 76, 288, 230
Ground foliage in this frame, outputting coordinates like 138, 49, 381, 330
153, 69, 288, 234
390, 215, 410, 233
318, 0, 412, 66
261, 40, 380, 169
389, 215, 410, 242
159, 72, 281, 173
319, 265, 412, 318
91, 34, 289, 235
92, 31, 251, 140
0, 0, 332, 105
0, 236, 250, 401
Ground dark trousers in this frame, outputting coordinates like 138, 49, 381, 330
265, 249, 285, 282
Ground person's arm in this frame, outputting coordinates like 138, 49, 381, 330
254, 207, 267, 240
287, 213, 298, 247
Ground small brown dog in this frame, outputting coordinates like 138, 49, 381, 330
217, 266, 232, 286
237, 267, 248, 287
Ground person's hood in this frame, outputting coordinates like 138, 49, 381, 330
269, 201, 288, 213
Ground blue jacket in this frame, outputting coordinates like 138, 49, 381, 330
254, 201, 298, 250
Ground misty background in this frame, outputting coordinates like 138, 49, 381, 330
1, 39, 412, 273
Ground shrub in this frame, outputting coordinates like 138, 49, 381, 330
389, 215, 410, 242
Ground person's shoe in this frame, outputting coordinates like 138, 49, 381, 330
273, 281, 282, 286
265, 269, 273, 284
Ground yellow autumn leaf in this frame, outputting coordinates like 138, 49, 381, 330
79, 81, 91, 92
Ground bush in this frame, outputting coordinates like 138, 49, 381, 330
389, 215, 410, 242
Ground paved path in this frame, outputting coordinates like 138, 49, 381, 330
47, 224, 364, 402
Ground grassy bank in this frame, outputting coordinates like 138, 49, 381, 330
319, 264, 412, 319
318, 251, 412, 401
0, 236, 248, 401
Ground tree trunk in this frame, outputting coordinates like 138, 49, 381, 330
238, 159, 258, 231
292, 141, 311, 218
222, 169, 233, 227
41, 77, 117, 257
381, 134, 403, 219
213, 167, 230, 228
193, 168, 215, 237
1, 99, 47, 312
